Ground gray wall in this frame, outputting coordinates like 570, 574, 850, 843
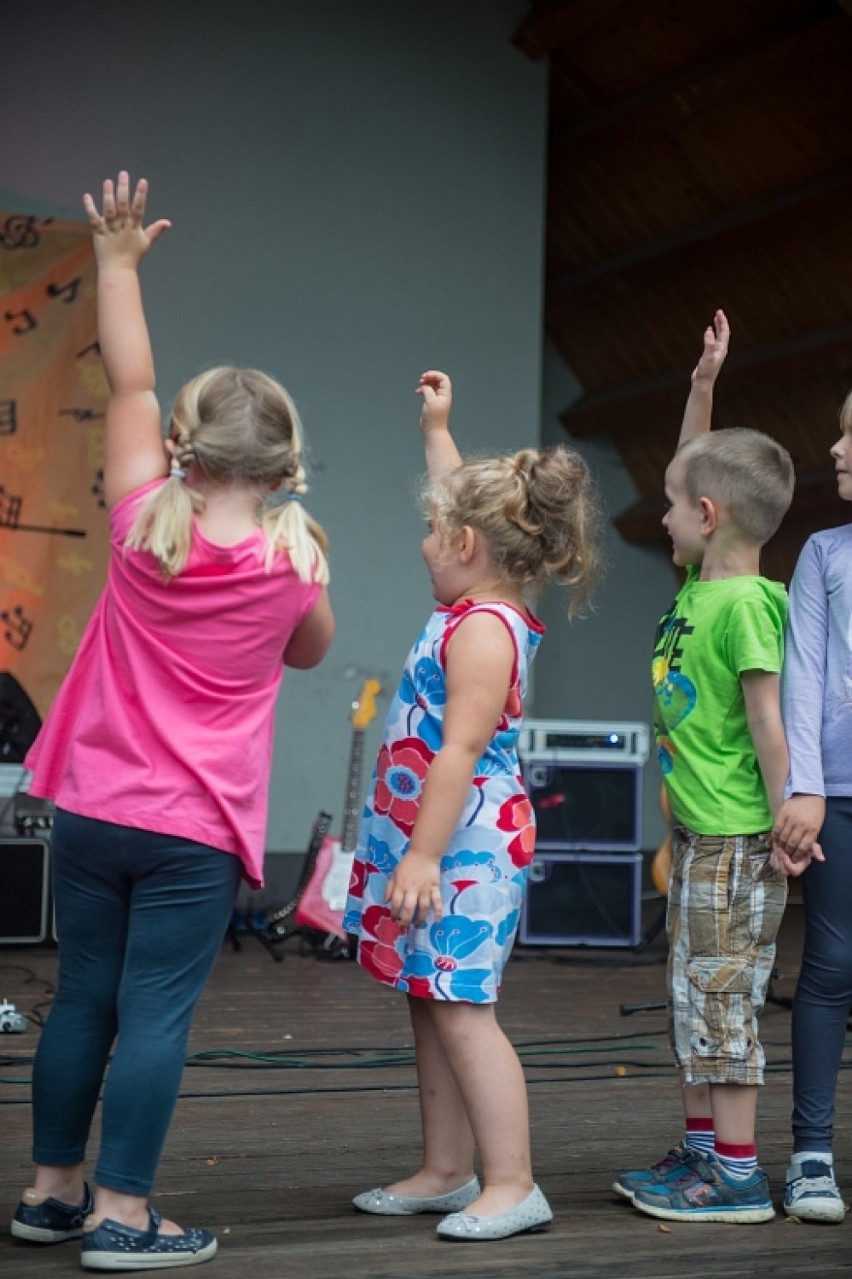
4, 0, 550, 871
4, 1, 674, 884
535, 342, 674, 854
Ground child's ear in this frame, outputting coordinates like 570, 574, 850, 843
458, 524, 478, 562
699, 495, 719, 536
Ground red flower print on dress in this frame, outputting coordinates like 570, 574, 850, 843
496, 792, 536, 868
373, 736, 434, 836
359, 905, 405, 983
348, 857, 366, 902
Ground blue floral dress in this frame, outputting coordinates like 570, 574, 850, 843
342, 599, 544, 1003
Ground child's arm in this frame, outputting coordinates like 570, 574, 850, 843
83, 171, 171, 509
742, 670, 788, 820
416, 369, 462, 480
283, 588, 335, 669
740, 668, 814, 876
773, 537, 830, 871
385, 611, 515, 927
677, 309, 730, 448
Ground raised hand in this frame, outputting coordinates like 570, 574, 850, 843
82, 171, 171, 269
417, 369, 453, 433
691, 308, 730, 387
416, 369, 460, 477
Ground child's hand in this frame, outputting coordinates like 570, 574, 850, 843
83, 171, 171, 270
771, 839, 824, 878
691, 309, 730, 387
417, 370, 453, 433
385, 849, 443, 927
773, 793, 826, 862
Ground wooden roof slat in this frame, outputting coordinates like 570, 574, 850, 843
548, 167, 852, 296
548, 0, 840, 152
513, 0, 630, 60
560, 323, 852, 437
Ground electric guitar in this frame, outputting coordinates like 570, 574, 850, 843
294, 678, 381, 939
264, 809, 334, 942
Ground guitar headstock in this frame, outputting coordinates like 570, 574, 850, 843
350, 678, 381, 730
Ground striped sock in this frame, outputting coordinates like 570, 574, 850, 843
715, 1140, 758, 1179
683, 1117, 715, 1157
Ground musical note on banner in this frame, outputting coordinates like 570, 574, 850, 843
1, 605, 33, 651
0, 399, 17, 438
0, 487, 86, 538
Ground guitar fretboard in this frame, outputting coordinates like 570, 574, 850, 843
340, 729, 365, 852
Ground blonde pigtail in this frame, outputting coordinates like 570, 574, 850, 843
125, 471, 204, 581
261, 497, 329, 585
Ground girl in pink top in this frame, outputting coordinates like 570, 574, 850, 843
11, 173, 334, 1271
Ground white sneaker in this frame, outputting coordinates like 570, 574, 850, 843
784, 1157, 847, 1224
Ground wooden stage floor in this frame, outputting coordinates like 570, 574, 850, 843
2, 896, 851, 1279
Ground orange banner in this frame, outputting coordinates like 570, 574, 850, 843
0, 213, 109, 736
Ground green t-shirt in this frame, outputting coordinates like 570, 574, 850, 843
652, 566, 788, 835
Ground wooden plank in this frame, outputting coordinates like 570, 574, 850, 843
1, 903, 851, 1278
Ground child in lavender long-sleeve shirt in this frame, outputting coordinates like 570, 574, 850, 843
774, 388, 852, 1225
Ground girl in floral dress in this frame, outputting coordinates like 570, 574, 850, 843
343, 370, 603, 1242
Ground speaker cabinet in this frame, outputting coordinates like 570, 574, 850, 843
520, 851, 643, 948
523, 759, 642, 852
0, 838, 50, 943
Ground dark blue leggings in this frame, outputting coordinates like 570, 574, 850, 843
32, 809, 242, 1195
792, 796, 852, 1153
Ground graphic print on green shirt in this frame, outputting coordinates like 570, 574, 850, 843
652, 565, 787, 835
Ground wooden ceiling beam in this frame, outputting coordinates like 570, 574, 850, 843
548, 167, 852, 296
561, 323, 852, 436
512, 0, 629, 60
549, 0, 840, 152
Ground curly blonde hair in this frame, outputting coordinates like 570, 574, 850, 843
125, 367, 329, 583
423, 445, 604, 616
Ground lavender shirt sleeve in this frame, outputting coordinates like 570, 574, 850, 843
781, 535, 827, 797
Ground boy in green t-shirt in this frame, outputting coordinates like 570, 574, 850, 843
615, 311, 796, 1223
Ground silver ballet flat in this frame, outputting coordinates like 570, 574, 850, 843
353, 1176, 481, 1216
436, 1184, 553, 1241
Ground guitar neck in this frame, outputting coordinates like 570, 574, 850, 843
340, 728, 366, 852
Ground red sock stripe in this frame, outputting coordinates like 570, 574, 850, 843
685, 1118, 714, 1132
715, 1141, 757, 1159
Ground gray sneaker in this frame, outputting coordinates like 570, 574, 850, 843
784, 1159, 847, 1224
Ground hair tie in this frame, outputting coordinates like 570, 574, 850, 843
170, 466, 187, 481
285, 492, 303, 502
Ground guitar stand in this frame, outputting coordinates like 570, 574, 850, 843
227, 911, 284, 962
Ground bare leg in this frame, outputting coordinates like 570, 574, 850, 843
430, 1001, 534, 1217
32, 1164, 86, 1205
88, 1187, 187, 1235
710, 1082, 758, 1148
681, 1075, 712, 1120
28, 1167, 184, 1238
383, 996, 476, 1198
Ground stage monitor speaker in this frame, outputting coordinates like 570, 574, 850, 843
520, 851, 643, 948
0, 838, 50, 943
523, 759, 642, 852
0, 672, 42, 763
